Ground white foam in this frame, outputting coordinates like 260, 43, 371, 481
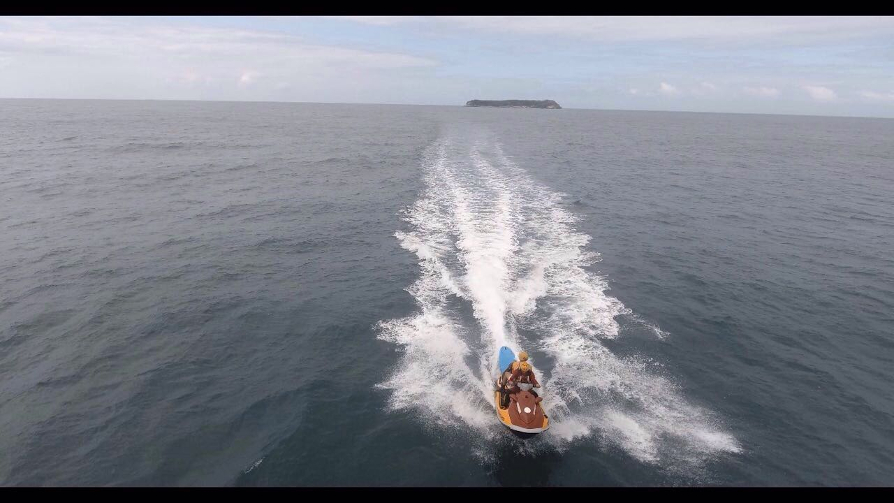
244, 457, 264, 474
377, 133, 740, 472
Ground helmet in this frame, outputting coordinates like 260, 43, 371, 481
518, 351, 529, 362
520, 362, 531, 373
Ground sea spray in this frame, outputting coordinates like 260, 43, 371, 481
377, 129, 740, 472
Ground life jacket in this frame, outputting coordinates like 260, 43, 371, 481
505, 360, 531, 374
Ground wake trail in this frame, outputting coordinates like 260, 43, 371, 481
376, 131, 740, 473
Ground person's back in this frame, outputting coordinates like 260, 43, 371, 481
501, 351, 528, 380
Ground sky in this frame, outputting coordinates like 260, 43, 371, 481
1, 16, 894, 117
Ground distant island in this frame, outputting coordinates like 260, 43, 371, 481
465, 99, 562, 109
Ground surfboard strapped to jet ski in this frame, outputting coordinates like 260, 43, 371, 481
494, 346, 549, 434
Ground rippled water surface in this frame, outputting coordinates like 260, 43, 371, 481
1, 100, 892, 486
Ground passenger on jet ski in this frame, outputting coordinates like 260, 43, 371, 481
497, 351, 529, 407
503, 351, 528, 376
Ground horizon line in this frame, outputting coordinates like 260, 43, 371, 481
2, 96, 892, 121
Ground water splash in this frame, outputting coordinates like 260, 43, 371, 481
377, 130, 740, 471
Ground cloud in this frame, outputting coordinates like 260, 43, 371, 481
859, 90, 894, 102
163, 70, 216, 87
743, 86, 781, 98
335, 16, 413, 26
803, 85, 837, 102
0, 17, 437, 71
0, 17, 440, 101
689, 81, 719, 96
659, 82, 679, 95
239, 71, 259, 87
336, 16, 894, 45
628, 87, 659, 97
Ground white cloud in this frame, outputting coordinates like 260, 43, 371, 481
859, 90, 894, 102
239, 71, 259, 87
803, 85, 837, 102
659, 82, 679, 95
0, 17, 440, 101
335, 16, 413, 26
0, 18, 437, 72
628, 87, 658, 97
164, 70, 216, 87
743, 86, 781, 98
337, 16, 894, 44
690, 81, 719, 96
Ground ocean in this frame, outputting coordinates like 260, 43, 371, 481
1, 99, 892, 486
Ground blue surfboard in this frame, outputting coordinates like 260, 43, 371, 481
498, 346, 516, 375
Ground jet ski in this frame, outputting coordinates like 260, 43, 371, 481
494, 346, 549, 434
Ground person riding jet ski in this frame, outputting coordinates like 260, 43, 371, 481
506, 361, 541, 397
497, 351, 530, 407
505, 351, 528, 374
498, 351, 528, 388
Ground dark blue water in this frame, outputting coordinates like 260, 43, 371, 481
1, 99, 892, 486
